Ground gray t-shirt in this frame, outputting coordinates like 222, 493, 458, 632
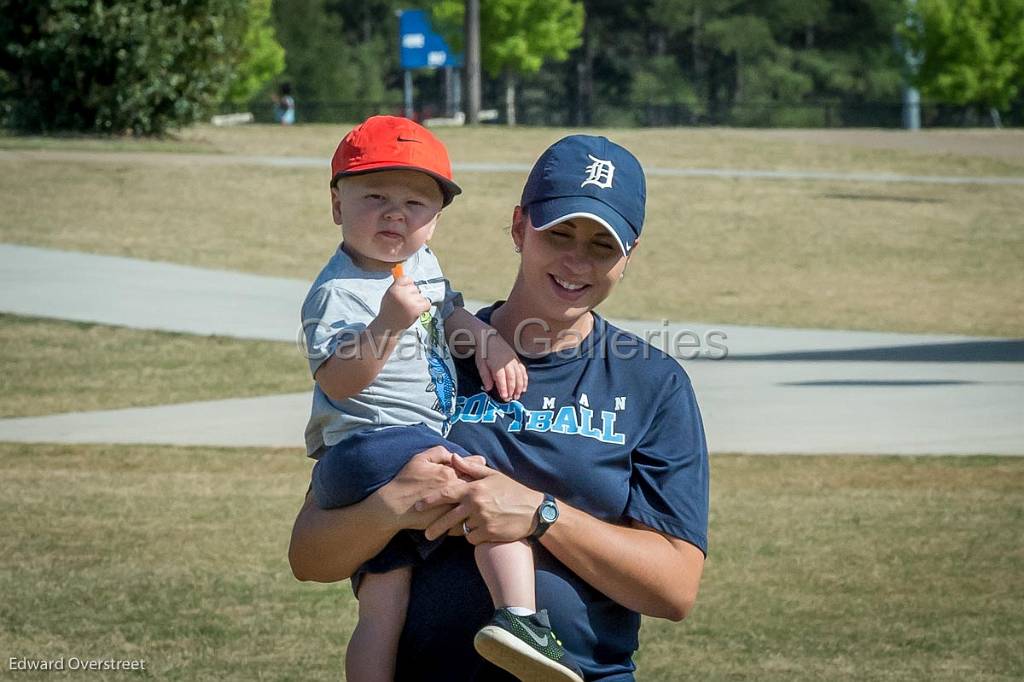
301, 245, 463, 458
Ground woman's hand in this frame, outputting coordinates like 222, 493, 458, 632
376, 446, 465, 532
288, 446, 483, 582
417, 455, 543, 544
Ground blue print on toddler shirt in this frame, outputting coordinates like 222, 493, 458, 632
427, 350, 456, 421
419, 309, 456, 433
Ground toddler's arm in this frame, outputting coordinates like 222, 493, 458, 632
315, 275, 430, 401
446, 308, 527, 401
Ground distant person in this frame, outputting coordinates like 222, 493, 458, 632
273, 83, 295, 125
290, 133, 710, 680
296, 115, 585, 681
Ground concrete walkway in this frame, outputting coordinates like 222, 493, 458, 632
4, 149, 1024, 186
0, 244, 309, 342
1, 362, 1020, 454
1, 244, 1022, 454
0, 243, 995, 351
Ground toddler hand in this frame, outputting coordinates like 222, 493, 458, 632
378, 275, 431, 334
476, 331, 528, 402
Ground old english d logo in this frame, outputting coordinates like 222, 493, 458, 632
581, 154, 615, 189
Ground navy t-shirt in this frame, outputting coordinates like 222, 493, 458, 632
396, 305, 709, 681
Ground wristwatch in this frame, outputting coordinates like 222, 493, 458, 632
531, 493, 559, 540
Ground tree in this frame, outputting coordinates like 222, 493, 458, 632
633, 0, 904, 126
902, 0, 1024, 125
224, 0, 286, 107
0, 0, 252, 135
271, 0, 403, 122
431, 0, 584, 125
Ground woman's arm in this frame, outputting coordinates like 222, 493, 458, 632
418, 456, 704, 621
288, 447, 462, 582
541, 505, 704, 621
289, 489, 396, 582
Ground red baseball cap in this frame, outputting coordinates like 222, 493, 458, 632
330, 115, 462, 207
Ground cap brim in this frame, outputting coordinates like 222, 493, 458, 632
527, 196, 637, 255
331, 163, 462, 207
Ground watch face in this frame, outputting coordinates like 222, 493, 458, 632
540, 505, 558, 523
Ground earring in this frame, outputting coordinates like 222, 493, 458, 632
514, 245, 522, 253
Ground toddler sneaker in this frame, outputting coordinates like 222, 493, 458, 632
474, 608, 585, 682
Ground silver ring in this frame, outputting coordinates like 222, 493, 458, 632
462, 520, 471, 535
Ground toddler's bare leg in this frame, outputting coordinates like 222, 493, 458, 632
345, 567, 412, 682
475, 540, 535, 611
472, 541, 586, 681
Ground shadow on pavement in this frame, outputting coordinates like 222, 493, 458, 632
779, 380, 977, 387
819, 192, 944, 204
725, 340, 1024, 363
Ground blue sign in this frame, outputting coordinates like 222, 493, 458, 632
399, 9, 462, 69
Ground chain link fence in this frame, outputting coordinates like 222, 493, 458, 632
513, 98, 1024, 128
243, 100, 405, 125
234, 98, 1022, 129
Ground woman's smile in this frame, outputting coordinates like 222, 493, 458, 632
510, 214, 628, 322
548, 273, 591, 301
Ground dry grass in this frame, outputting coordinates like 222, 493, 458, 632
2, 127, 1023, 336
174, 124, 1024, 177
0, 442, 339, 681
0, 158, 338, 283
754, 128, 1024, 162
0, 314, 309, 417
0, 129, 210, 153
637, 455, 1024, 681
6, 124, 1024, 176
617, 177, 1024, 334
1, 444, 1020, 680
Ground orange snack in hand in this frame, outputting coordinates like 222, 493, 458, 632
391, 263, 404, 279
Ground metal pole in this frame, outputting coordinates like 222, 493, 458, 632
404, 70, 414, 120
902, 86, 920, 130
464, 0, 481, 124
453, 68, 463, 119
901, 0, 921, 130
444, 67, 453, 117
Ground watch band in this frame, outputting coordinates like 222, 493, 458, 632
531, 493, 559, 540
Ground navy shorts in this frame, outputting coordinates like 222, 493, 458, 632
311, 424, 474, 588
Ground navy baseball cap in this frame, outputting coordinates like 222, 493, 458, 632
521, 135, 646, 255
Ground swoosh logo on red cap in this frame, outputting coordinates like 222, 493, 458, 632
397, 136, 422, 143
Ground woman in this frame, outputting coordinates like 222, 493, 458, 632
289, 135, 709, 681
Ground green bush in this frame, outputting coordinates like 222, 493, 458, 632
0, 0, 250, 135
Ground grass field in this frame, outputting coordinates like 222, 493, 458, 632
1, 443, 1020, 681
0, 315, 307, 417
2, 125, 1023, 335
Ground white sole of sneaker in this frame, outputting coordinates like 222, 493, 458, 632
474, 626, 585, 682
